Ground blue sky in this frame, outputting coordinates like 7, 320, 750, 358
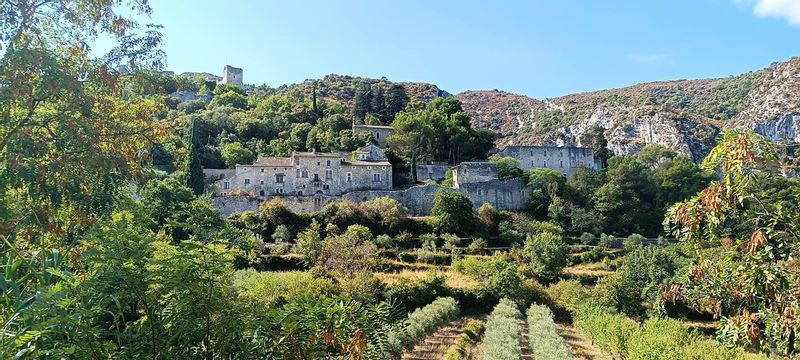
135, 0, 800, 98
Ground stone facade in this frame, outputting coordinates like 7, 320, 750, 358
352, 124, 394, 147
451, 162, 499, 188
211, 178, 530, 216
204, 146, 392, 198
220, 65, 243, 86
416, 162, 452, 182
499, 145, 598, 178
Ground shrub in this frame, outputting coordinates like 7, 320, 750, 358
626, 318, 692, 360
231, 270, 337, 308
467, 238, 487, 253
623, 233, 646, 251
579, 232, 597, 245
546, 280, 590, 313
599, 233, 622, 248
578, 246, 606, 264
574, 303, 638, 358
387, 297, 461, 355
481, 298, 522, 360
524, 231, 568, 282
526, 304, 573, 360
443, 319, 485, 360
374, 234, 394, 248
432, 189, 474, 235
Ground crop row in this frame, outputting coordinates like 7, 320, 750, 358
480, 298, 522, 360
386, 297, 460, 357
526, 304, 573, 360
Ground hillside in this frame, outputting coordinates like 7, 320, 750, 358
457, 58, 800, 161
277, 74, 450, 105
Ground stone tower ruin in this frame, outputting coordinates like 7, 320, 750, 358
220, 65, 243, 86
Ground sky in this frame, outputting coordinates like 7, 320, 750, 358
127, 0, 800, 99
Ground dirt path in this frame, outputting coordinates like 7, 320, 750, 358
519, 319, 533, 360
401, 318, 470, 360
554, 323, 608, 360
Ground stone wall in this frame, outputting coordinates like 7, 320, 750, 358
500, 146, 597, 178
211, 178, 530, 217
416, 163, 451, 182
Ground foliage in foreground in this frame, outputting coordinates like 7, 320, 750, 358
481, 298, 522, 360
664, 131, 800, 355
526, 304, 573, 360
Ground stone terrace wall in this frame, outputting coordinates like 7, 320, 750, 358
211, 179, 530, 217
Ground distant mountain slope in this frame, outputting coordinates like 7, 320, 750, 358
265, 58, 800, 161
456, 58, 800, 161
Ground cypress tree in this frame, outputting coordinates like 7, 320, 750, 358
187, 118, 205, 195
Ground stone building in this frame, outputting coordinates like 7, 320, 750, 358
205, 145, 392, 198
451, 162, 499, 188
220, 65, 243, 86
352, 124, 394, 147
499, 145, 598, 178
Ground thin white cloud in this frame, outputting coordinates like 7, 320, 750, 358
736, 0, 800, 26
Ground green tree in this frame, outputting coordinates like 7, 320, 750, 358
585, 125, 611, 168
212, 90, 248, 109
388, 108, 439, 182
187, 118, 206, 195
489, 155, 525, 179
221, 141, 255, 168
524, 232, 568, 283
385, 83, 409, 121
432, 189, 474, 235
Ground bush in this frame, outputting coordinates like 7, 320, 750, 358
599, 233, 622, 248
579, 232, 597, 245
546, 280, 590, 313
578, 246, 606, 264
524, 232, 568, 282
231, 270, 337, 308
387, 297, 461, 356
626, 318, 692, 360
432, 189, 474, 235
526, 304, 573, 360
443, 319, 485, 360
481, 298, 522, 360
574, 303, 638, 358
623, 233, 646, 251
374, 234, 394, 248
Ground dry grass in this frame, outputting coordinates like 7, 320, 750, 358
375, 269, 480, 290
555, 323, 609, 360
563, 262, 615, 278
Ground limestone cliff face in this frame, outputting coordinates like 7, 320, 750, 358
458, 57, 800, 161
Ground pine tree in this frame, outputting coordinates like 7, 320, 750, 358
187, 118, 205, 195
385, 84, 409, 122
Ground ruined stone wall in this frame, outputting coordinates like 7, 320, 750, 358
500, 146, 596, 178
211, 178, 530, 217
416, 163, 451, 182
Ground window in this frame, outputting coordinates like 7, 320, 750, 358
296, 169, 300, 178
276, 174, 284, 183
297, 190, 302, 195
530, 160, 534, 167
302, 170, 308, 178
325, 170, 332, 179
223, 181, 230, 189
259, 190, 265, 196
346, 173, 352, 182
260, 169, 264, 173
313, 173, 320, 181
560, 160, 563, 168
544, 150, 547, 156
244, 179, 250, 185
317, 162, 320, 166
373, 173, 381, 182
323, 184, 330, 190
543, 160, 547, 167
276, 188, 284, 194
326, 160, 331, 166
260, 180, 264, 185
375, 132, 380, 139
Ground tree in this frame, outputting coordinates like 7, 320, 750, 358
585, 125, 612, 168
385, 83, 409, 121
432, 189, 474, 235
221, 142, 255, 168
351, 83, 372, 120
187, 118, 206, 195
388, 108, 439, 182
664, 131, 800, 355
524, 232, 568, 283
212, 90, 248, 109
489, 155, 524, 179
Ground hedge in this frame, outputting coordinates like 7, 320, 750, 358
526, 304, 573, 360
481, 298, 522, 360
386, 297, 460, 356
443, 319, 485, 360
